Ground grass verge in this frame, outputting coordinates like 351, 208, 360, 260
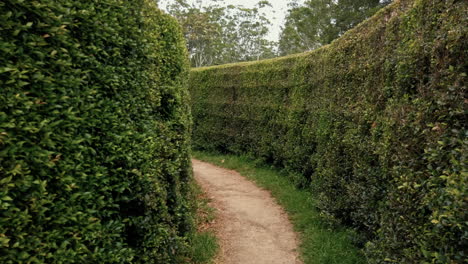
192, 150, 366, 264
189, 181, 219, 264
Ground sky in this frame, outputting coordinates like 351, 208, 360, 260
159, 0, 303, 42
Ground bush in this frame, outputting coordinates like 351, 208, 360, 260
0, 0, 192, 263
189, 0, 467, 263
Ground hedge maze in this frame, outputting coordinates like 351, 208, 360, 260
190, 0, 467, 262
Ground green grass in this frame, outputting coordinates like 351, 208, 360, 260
189, 181, 219, 264
190, 232, 218, 264
192, 150, 366, 264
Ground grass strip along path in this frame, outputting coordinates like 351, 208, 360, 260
193, 151, 365, 264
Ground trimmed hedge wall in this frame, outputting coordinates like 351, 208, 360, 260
190, 0, 467, 263
1, 0, 192, 263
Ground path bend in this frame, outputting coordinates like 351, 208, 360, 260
192, 159, 302, 264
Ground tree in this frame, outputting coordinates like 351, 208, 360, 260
163, 0, 224, 67
218, 1, 276, 63
160, 0, 276, 67
279, 0, 393, 56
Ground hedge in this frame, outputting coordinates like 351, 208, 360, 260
0, 0, 192, 263
190, 0, 467, 263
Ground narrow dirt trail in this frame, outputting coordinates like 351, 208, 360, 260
192, 159, 302, 264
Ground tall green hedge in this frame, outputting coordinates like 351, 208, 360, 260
190, 0, 467, 263
0, 0, 192, 263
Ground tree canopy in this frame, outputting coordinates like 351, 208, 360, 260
279, 0, 393, 55
161, 0, 276, 67
159, 0, 393, 66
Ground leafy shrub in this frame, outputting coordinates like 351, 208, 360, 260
190, 0, 467, 263
0, 0, 192, 263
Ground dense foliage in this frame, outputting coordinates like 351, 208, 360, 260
190, 0, 467, 263
161, 0, 276, 67
0, 0, 192, 263
161, 0, 393, 66
279, 0, 393, 55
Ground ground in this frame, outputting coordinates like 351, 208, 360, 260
192, 159, 302, 264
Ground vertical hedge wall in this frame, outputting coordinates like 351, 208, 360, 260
1, 0, 192, 263
190, 0, 467, 263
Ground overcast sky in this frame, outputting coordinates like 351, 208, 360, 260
159, 0, 303, 42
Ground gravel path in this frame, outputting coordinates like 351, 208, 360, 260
192, 159, 302, 264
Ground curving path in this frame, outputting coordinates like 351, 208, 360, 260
192, 159, 302, 264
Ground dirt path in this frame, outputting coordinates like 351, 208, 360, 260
192, 159, 302, 264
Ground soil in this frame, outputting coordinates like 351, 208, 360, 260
192, 159, 302, 264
